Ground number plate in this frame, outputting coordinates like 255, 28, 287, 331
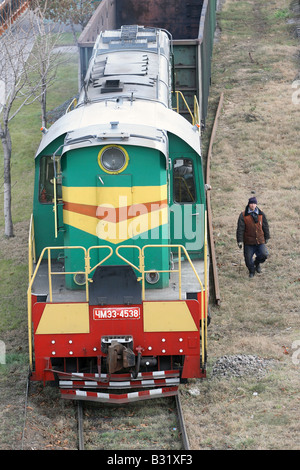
93, 307, 140, 320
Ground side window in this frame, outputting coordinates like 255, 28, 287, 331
173, 158, 196, 203
39, 156, 62, 203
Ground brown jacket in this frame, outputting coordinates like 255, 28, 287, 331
236, 206, 270, 245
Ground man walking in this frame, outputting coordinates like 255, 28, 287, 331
236, 197, 270, 278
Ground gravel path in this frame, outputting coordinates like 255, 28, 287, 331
211, 354, 274, 379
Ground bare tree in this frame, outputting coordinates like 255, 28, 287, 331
30, 0, 99, 45
0, 2, 69, 237
28, 1, 65, 128
0, 12, 42, 238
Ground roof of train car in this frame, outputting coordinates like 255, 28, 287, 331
35, 99, 201, 158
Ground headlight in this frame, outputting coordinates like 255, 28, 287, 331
145, 271, 160, 284
73, 272, 86, 285
98, 145, 129, 173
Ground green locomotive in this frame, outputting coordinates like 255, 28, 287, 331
28, 26, 209, 403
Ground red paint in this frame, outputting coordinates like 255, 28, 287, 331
31, 296, 206, 382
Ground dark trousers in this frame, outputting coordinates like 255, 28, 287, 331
244, 244, 268, 273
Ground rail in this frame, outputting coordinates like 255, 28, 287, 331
172, 91, 200, 131
205, 93, 223, 305
28, 216, 208, 370
28, 214, 36, 282
66, 97, 78, 113
76, 393, 189, 449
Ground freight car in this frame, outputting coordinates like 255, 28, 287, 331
28, 24, 211, 404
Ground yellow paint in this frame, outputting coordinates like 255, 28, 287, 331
63, 206, 168, 243
36, 303, 90, 335
143, 301, 198, 332
63, 209, 98, 237
62, 184, 167, 207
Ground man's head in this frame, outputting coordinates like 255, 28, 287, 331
248, 196, 257, 210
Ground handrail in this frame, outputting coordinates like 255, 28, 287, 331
194, 96, 200, 132
53, 174, 58, 238
142, 243, 205, 367
27, 246, 87, 370
204, 212, 208, 367
172, 91, 200, 131
66, 97, 78, 113
87, 245, 114, 275
141, 243, 204, 298
28, 214, 36, 282
115, 245, 143, 279
174, 176, 196, 202
28, 240, 208, 370
173, 91, 194, 122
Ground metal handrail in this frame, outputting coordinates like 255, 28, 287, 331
115, 245, 143, 278
66, 97, 78, 113
28, 232, 208, 369
140, 244, 203, 301
87, 245, 114, 275
204, 213, 208, 366
172, 91, 200, 131
27, 245, 87, 369
28, 214, 36, 282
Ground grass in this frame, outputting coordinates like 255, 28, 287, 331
83, 399, 181, 450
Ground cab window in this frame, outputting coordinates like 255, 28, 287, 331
39, 156, 62, 203
173, 158, 196, 203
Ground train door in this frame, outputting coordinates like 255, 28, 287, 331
95, 173, 134, 267
170, 155, 203, 255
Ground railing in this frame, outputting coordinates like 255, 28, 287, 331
28, 214, 36, 282
28, 214, 208, 369
172, 91, 201, 131
66, 97, 78, 113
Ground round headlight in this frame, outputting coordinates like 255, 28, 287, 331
73, 272, 86, 286
145, 271, 160, 284
99, 146, 128, 173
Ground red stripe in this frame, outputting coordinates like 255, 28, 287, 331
60, 386, 178, 403
55, 370, 180, 381
59, 378, 179, 389
63, 200, 168, 222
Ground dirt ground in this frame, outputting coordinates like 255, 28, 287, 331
0, 0, 299, 452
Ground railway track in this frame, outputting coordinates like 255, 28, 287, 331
21, 373, 191, 450
76, 392, 190, 451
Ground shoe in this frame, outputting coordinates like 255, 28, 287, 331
255, 264, 261, 273
249, 272, 255, 278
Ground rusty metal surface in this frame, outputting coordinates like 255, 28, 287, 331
79, 0, 205, 44
116, 0, 204, 39
205, 93, 223, 306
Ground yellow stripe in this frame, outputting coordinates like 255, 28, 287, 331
63, 207, 168, 243
143, 301, 198, 332
36, 303, 89, 334
63, 209, 98, 237
62, 185, 167, 207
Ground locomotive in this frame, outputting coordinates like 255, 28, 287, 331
28, 25, 209, 404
